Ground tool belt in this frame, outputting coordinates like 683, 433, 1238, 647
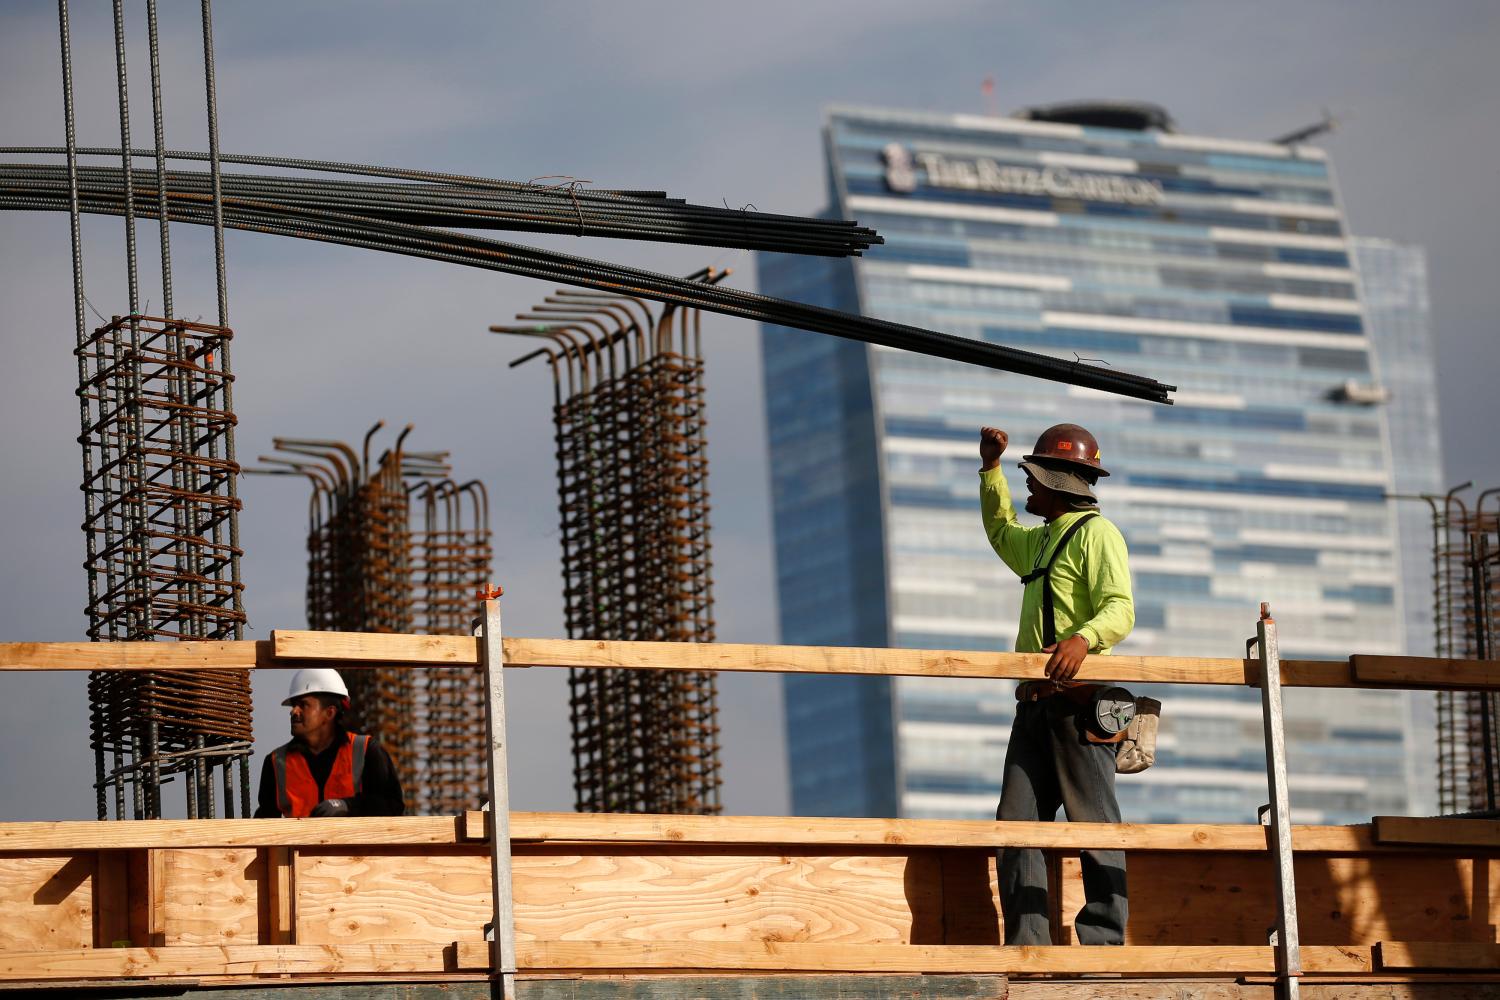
1016, 679, 1099, 704
1015, 680, 1160, 773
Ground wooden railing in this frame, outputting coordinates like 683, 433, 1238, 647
1, 613, 1497, 989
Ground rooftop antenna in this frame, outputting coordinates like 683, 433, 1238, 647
982, 75, 999, 117
1272, 107, 1339, 145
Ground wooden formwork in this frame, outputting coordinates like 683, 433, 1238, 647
1, 630, 1498, 996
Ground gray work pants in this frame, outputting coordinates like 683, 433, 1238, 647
996, 695, 1128, 945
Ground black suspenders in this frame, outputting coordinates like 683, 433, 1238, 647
1018, 512, 1098, 647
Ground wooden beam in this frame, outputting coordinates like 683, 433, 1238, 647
505, 812, 1384, 852
515, 941, 1372, 974
272, 631, 1354, 688
0, 815, 1400, 854
1375, 817, 1500, 849
0, 640, 265, 671
264, 847, 296, 945
1376, 942, 1500, 970
0, 816, 470, 852
1353, 656, 1500, 689
0, 944, 488, 980
23, 635, 1488, 693
273, 631, 477, 666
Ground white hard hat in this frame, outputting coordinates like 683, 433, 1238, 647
283, 667, 349, 706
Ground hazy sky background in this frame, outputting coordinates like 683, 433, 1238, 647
1, 2, 1496, 820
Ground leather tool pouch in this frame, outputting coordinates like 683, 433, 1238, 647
1114, 697, 1161, 774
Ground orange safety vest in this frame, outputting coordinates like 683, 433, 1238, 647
270, 731, 370, 817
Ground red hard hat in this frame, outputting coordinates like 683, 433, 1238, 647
1023, 423, 1109, 477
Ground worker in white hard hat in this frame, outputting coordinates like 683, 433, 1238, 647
253, 668, 405, 818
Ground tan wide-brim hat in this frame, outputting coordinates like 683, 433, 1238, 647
1020, 460, 1097, 500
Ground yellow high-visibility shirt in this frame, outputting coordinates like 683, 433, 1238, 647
979, 466, 1135, 655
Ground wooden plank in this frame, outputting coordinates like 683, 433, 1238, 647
0, 815, 1388, 854
144, 846, 166, 947
938, 850, 999, 946
295, 848, 491, 947
513, 846, 942, 947
515, 940, 1372, 974
1353, 656, 1500, 690
0, 854, 93, 951
0, 815, 468, 851
158, 848, 260, 946
272, 631, 1354, 688
1376, 816, 1500, 848
274, 631, 477, 666
1377, 942, 1500, 970
264, 847, 296, 945
0, 944, 486, 980
92, 851, 131, 948
0, 639, 263, 671
1123, 853, 1484, 947
506, 812, 1383, 853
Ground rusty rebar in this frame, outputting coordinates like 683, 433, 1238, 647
249, 426, 491, 814
79, 314, 250, 819
494, 271, 724, 815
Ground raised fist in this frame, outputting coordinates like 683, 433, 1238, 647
979, 427, 1008, 469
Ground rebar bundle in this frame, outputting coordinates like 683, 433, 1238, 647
0, 152, 1176, 404
59, 1, 251, 820
80, 314, 250, 818
251, 427, 492, 814
1428, 487, 1500, 814
411, 480, 493, 815
494, 271, 722, 815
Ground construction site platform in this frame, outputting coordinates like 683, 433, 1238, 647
2, 623, 1498, 996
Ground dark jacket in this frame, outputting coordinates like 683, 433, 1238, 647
254, 727, 405, 817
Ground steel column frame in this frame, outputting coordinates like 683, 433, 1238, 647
477, 598, 516, 999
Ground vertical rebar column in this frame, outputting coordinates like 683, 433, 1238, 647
494, 276, 724, 815
79, 317, 250, 819
251, 430, 492, 814
1430, 487, 1500, 813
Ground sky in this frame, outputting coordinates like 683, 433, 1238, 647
1, 1, 1496, 821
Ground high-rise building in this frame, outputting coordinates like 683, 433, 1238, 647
1350, 237, 1445, 816
760, 103, 1417, 824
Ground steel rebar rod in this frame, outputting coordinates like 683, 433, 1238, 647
0, 171, 1174, 402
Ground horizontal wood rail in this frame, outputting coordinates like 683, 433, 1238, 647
1, 633, 1494, 690
1374, 816, 1500, 848
0, 942, 1393, 980
513, 941, 1376, 975
0, 943, 489, 980
0, 813, 1477, 853
1376, 943, 1500, 971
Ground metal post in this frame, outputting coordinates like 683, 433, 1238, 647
477, 597, 516, 1000
1250, 602, 1301, 1000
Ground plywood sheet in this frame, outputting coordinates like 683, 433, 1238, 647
1117, 852, 1482, 946
0, 854, 92, 951
295, 846, 491, 946
158, 848, 261, 945
513, 846, 941, 946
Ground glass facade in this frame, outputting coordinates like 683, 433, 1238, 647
1351, 237, 1445, 815
761, 106, 1419, 824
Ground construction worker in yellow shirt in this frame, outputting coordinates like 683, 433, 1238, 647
979, 423, 1135, 945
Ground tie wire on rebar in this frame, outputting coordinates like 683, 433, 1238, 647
247, 425, 493, 815
0, 153, 1176, 404
491, 270, 723, 815
57, 0, 250, 820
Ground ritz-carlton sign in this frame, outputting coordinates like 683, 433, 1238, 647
882, 143, 1164, 206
